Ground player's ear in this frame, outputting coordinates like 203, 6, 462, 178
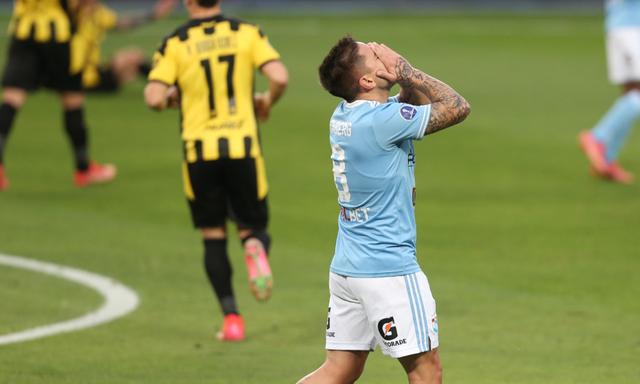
358, 74, 376, 92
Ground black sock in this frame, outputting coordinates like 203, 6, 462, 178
63, 108, 89, 171
0, 103, 18, 164
241, 230, 272, 255
138, 61, 151, 77
203, 239, 238, 316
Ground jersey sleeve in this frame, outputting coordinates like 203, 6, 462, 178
97, 5, 118, 31
148, 41, 178, 85
251, 27, 280, 69
372, 102, 431, 148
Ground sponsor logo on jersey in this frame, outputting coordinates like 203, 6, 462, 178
378, 317, 399, 341
399, 105, 417, 121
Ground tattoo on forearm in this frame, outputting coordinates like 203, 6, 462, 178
394, 58, 471, 134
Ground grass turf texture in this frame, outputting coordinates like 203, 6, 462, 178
0, 12, 639, 383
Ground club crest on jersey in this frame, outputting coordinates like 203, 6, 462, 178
399, 105, 417, 121
377, 317, 399, 341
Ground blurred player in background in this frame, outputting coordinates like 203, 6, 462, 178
144, 0, 288, 342
75, 0, 176, 93
0, 0, 115, 190
299, 38, 470, 384
579, 0, 640, 184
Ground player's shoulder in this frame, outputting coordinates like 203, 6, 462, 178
156, 19, 196, 55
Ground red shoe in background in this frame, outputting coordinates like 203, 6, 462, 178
604, 163, 634, 184
0, 165, 8, 191
216, 314, 245, 342
74, 162, 117, 187
579, 131, 608, 176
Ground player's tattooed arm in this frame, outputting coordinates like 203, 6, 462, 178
395, 58, 471, 134
371, 43, 470, 134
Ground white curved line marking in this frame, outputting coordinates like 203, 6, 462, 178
0, 253, 140, 346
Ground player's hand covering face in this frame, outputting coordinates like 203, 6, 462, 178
368, 43, 407, 86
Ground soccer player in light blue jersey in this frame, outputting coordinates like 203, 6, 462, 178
579, 0, 640, 183
298, 37, 470, 384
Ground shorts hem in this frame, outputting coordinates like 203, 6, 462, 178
381, 344, 439, 358
325, 342, 372, 351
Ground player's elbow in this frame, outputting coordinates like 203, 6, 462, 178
458, 96, 471, 122
263, 61, 289, 89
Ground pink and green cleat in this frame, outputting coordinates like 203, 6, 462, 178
216, 313, 245, 342
244, 238, 273, 302
579, 131, 608, 175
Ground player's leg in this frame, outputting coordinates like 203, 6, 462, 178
185, 159, 243, 341
581, 27, 640, 183
44, 40, 115, 186
0, 37, 38, 190
59, 91, 116, 186
298, 350, 369, 384
0, 88, 26, 190
399, 349, 443, 384
227, 157, 273, 301
351, 271, 441, 381
298, 273, 373, 383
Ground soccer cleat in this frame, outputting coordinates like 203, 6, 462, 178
604, 163, 634, 184
579, 131, 608, 175
74, 162, 117, 187
244, 238, 273, 302
216, 313, 245, 342
0, 165, 8, 191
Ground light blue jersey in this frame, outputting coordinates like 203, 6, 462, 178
329, 97, 431, 278
606, 0, 640, 30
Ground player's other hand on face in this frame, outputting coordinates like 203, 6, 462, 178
369, 43, 407, 84
254, 92, 272, 122
166, 85, 180, 108
154, 0, 177, 19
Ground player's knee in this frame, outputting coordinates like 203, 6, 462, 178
201, 227, 226, 240
406, 350, 442, 384
2, 87, 27, 108
240, 229, 271, 253
60, 92, 85, 109
323, 354, 366, 383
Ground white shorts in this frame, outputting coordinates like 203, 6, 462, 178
325, 271, 439, 359
607, 27, 640, 84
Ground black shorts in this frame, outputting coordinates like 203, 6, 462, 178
84, 66, 119, 93
183, 158, 269, 230
1, 37, 82, 92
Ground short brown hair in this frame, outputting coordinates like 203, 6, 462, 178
318, 36, 362, 102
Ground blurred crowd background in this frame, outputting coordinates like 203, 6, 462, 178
0, 0, 607, 13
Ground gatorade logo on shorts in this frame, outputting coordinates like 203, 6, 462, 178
377, 317, 398, 341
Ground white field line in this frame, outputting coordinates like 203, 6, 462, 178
0, 253, 140, 346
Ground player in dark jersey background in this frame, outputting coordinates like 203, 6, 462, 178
144, 0, 288, 342
0, 0, 116, 190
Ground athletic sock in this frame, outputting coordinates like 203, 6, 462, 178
592, 90, 640, 162
241, 230, 272, 256
63, 108, 89, 171
0, 103, 18, 164
138, 61, 152, 77
203, 239, 238, 316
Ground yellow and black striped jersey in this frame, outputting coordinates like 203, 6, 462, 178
72, 3, 118, 88
9, 0, 77, 43
148, 15, 280, 162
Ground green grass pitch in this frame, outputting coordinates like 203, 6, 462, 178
0, 12, 639, 383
